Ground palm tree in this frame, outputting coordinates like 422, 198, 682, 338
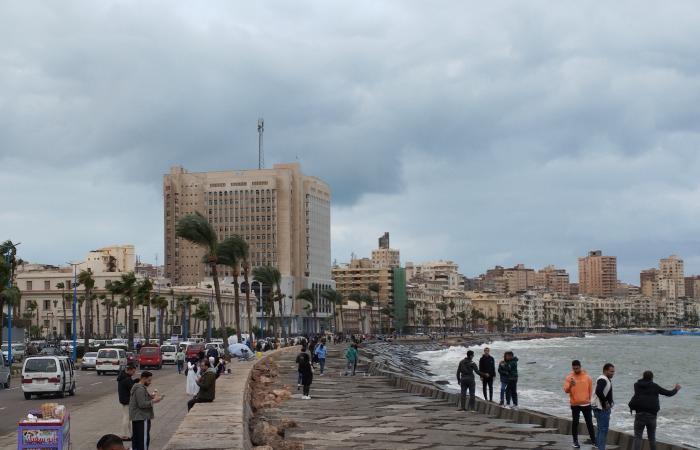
322, 289, 344, 332
236, 240, 254, 339
456, 311, 468, 333
216, 235, 248, 343
55, 282, 67, 338
105, 280, 122, 337
297, 289, 317, 334
77, 269, 95, 350
436, 302, 448, 337
23, 300, 38, 337
114, 272, 138, 350
348, 291, 366, 333
193, 304, 211, 335
368, 283, 380, 334
136, 278, 154, 341
176, 213, 227, 346
97, 294, 107, 337
253, 266, 283, 337
151, 295, 169, 344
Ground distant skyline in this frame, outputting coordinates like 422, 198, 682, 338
3, 2, 700, 284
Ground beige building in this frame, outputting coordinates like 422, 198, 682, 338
332, 258, 395, 309
640, 268, 659, 298
685, 276, 700, 299
163, 163, 334, 333
406, 260, 464, 291
370, 232, 400, 269
578, 250, 617, 298
535, 265, 570, 295
659, 255, 685, 299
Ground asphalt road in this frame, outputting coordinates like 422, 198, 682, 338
0, 362, 183, 437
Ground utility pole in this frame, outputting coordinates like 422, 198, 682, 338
257, 118, 264, 169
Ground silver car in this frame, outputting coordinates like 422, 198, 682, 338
81, 352, 98, 370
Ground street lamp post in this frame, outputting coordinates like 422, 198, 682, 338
207, 287, 213, 342
68, 262, 79, 363
4, 253, 12, 364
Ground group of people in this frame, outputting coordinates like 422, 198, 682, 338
185, 348, 222, 411
456, 348, 681, 450
116, 364, 163, 450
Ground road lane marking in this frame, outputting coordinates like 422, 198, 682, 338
90, 382, 102, 386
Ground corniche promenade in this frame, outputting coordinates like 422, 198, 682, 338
166, 335, 691, 450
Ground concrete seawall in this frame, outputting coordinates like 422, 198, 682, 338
366, 349, 692, 450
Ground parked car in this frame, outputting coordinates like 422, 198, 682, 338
160, 345, 177, 365
0, 352, 10, 388
185, 343, 205, 360
21, 356, 76, 399
39, 347, 67, 356
1, 343, 22, 362
81, 352, 98, 371
204, 342, 225, 356
138, 346, 162, 370
96, 348, 127, 375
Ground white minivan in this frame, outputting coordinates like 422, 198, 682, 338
96, 348, 127, 375
21, 356, 76, 399
160, 344, 177, 364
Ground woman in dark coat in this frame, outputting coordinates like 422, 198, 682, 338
297, 351, 313, 399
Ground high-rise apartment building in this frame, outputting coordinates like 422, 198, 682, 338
535, 265, 570, 295
659, 255, 684, 299
685, 276, 700, 299
163, 163, 333, 331
578, 250, 617, 298
371, 232, 400, 268
640, 268, 659, 298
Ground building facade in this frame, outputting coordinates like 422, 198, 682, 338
578, 250, 617, 298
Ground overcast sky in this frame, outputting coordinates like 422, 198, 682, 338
2, 1, 700, 283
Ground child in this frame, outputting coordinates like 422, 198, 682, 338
97, 434, 126, 450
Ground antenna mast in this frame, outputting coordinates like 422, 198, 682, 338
257, 117, 264, 169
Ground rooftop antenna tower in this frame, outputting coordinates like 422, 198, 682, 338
257, 117, 264, 169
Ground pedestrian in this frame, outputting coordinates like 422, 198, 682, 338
186, 359, 200, 396
497, 352, 509, 406
116, 363, 137, 441
175, 348, 185, 374
187, 359, 217, 411
315, 339, 327, 375
592, 363, 615, 450
296, 347, 307, 390
129, 371, 162, 450
563, 360, 596, 448
345, 343, 358, 376
456, 350, 484, 412
96, 434, 126, 450
629, 370, 681, 450
502, 351, 519, 409
478, 347, 496, 402
298, 350, 313, 399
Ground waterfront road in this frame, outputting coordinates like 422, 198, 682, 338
0, 364, 190, 450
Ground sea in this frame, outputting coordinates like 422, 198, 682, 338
417, 334, 699, 448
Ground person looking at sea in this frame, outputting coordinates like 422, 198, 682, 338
629, 370, 681, 450
479, 347, 496, 402
456, 350, 484, 412
592, 363, 615, 450
563, 360, 596, 448
500, 351, 519, 409
497, 352, 509, 406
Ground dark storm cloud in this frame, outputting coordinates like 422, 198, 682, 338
2, 1, 700, 281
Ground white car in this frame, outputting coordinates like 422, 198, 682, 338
1, 343, 23, 362
81, 352, 98, 370
160, 345, 177, 364
22, 356, 76, 399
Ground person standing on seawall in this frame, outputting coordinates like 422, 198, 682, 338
456, 350, 484, 412
629, 370, 681, 450
592, 363, 615, 450
503, 351, 519, 409
497, 352, 509, 406
563, 360, 596, 449
479, 347, 496, 402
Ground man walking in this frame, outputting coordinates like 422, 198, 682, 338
116, 363, 136, 441
187, 359, 217, 411
175, 348, 185, 374
129, 371, 162, 450
592, 363, 615, 450
456, 350, 484, 412
315, 339, 328, 375
563, 360, 596, 448
479, 347, 496, 402
629, 371, 681, 450
345, 343, 358, 376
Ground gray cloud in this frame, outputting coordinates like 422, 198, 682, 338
2, 1, 700, 282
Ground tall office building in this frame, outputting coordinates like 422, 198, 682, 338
163, 163, 333, 331
578, 250, 617, 298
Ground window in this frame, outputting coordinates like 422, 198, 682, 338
44, 300, 51, 310
44, 280, 50, 290
26, 281, 32, 291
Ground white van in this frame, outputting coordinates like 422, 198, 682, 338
96, 348, 127, 375
160, 344, 177, 364
21, 356, 75, 399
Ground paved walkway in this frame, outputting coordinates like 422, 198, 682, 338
255, 345, 588, 450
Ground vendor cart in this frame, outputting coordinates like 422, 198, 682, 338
17, 412, 70, 450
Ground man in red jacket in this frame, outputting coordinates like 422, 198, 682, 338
563, 360, 596, 449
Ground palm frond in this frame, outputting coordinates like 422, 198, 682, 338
175, 213, 218, 253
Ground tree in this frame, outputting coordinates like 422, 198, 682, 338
253, 266, 283, 337
177, 213, 228, 346
437, 302, 448, 337
177, 295, 197, 339
97, 294, 106, 337
193, 304, 211, 335
297, 289, 318, 333
114, 272, 138, 350
55, 282, 67, 338
368, 283, 380, 334
77, 269, 95, 350
105, 280, 122, 338
136, 278, 154, 341
236, 240, 254, 340
217, 235, 248, 343
322, 289, 344, 332
23, 300, 38, 337
456, 311, 468, 333
0, 242, 22, 348
151, 295, 169, 344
